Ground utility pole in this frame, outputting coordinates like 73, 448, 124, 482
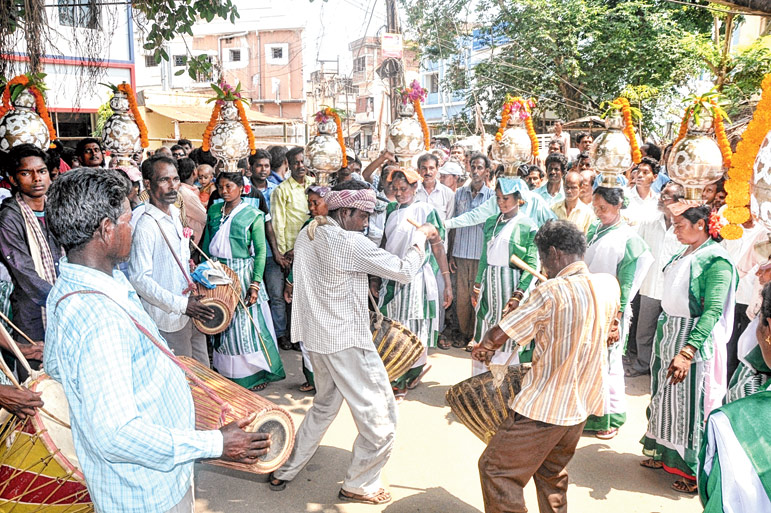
385, 0, 401, 122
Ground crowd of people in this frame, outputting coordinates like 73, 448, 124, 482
0, 123, 768, 513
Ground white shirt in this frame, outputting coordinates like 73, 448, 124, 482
638, 211, 684, 300
626, 187, 660, 228
415, 182, 456, 221
722, 223, 768, 305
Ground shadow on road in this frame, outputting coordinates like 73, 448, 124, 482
381, 486, 481, 512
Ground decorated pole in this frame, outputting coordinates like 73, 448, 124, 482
306, 106, 346, 186
386, 79, 429, 165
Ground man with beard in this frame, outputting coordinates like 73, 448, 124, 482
127, 156, 214, 366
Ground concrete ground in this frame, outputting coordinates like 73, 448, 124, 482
194, 349, 702, 513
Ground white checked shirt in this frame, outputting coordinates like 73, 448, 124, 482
128, 203, 191, 332
292, 217, 426, 354
44, 259, 222, 513
415, 182, 456, 221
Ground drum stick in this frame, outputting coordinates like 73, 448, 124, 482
509, 254, 548, 283
0, 311, 38, 346
406, 218, 421, 229
0, 321, 34, 377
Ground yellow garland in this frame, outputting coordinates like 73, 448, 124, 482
721, 73, 771, 240
615, 98, 641, 163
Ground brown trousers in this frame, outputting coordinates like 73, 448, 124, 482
454, 257, 479, 340
479, 412, 585, 513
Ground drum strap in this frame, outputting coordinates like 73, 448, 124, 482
145, 214, 196, 295
55, 290, 231, 426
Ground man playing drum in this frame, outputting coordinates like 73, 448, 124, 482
43, 168, 271, 513
268, 180, 440, 505
472, 220, 621, 513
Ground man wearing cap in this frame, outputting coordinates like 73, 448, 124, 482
269, 180, 440, 505
439, 160, 465, 192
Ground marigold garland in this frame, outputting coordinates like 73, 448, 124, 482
322, 107, 347, 167
117, 83, 149, 148
494, 96, 539, 157
722, 73, 771, 240
413, 100, 430, 151
0, 75, 57, 147
201, 103, 221, 153
711, 100, 732, 169
614, 97, 641, 164
235, 100, 256, 155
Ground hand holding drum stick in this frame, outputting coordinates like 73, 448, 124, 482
510, 254, 548, 283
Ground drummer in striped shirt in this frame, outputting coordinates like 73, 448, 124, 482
472, 220, 620, 513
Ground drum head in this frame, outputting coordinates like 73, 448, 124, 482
247, 411, 293, 473
194, 300, 230, 335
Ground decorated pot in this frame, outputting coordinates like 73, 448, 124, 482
589, 111, 632, 188
492, 117, 532, 176
0, 89, 50, 152
209, 101, 250, 172
666, 112, 723, 203
102, 91, 142, 168
387, 101, 424, 163
306, 118, 343, 186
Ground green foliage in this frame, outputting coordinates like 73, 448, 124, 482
92, 98, 113, 138
722, 36, 771, 108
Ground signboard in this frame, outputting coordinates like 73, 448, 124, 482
381, 33, 403, 58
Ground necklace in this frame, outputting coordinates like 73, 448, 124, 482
587, 218, 621, 246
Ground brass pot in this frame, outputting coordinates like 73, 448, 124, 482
102, 91, 142, 168
666, 112, 723, 203
306, 118, 342, 186
492, 117, 532, 176
0, 90, 51, 152
387, 101, 425, 163
589, 111, 632, 188
209, 101, 250, 172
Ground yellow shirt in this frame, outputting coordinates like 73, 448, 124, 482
498, 261, 620, 426
551, 199, 595, 235
271, 175, 314, 254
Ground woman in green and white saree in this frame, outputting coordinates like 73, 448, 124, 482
724, 262, 771, 403
470, 177, 537, 376
202, 171, 285, 391
373, 167, 452, 402
584, 186, 653, 440
641, 204, 737, 494
699, 281, 771, 511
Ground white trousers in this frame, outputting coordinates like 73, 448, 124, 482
273, 346, 397, 495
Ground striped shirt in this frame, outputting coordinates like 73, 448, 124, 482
498, 261, 620, 426
451, 184, 494, 260
44, 259, 223, 513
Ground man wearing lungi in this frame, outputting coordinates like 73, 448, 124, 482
472, 220, 620, 513
269, 180, 439, 505
43, 168, 271, 513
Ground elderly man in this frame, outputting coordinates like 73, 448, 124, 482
551, 170, 595, 234
473, 220, 620, 513
43, 168, 270, 513
269, 181, 440, 505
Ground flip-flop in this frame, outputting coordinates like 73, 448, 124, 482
595, 428, 618, 440
640, 458, 663, 469
298, 382, 315, 393
250, 383, 268, 392
407, 364, 432, 390
338, 488, 392, 505
465, 342, 474, 352
671, 478, 698, 494
393, 388, 407, 403
437, 336, 452, 350
268, 472, 287, 491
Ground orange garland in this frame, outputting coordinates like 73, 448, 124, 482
615, 98, 641, 163
117, 83, 149, 148
235, 100, 256, 155
494, 96, 539, 157
413, 100, 430, 151
721, 73, 771, 240
323, 107, 347, 167
0, 75, 57, 147
672, 113, 690, 149
711, 100, 732, 169
201, 103, 222, 152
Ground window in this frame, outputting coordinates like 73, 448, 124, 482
173, 55, 186, 67
144, 55, 158, 68
230, 49, 241, 62
58, 0, 99, 29
265, 44, 289, 65
428, 73, 439, 94
195, 56, 214, 82
271, 47, 283, 60
353, 56, 367, 73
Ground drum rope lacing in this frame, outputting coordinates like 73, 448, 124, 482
56, 290, 232, 426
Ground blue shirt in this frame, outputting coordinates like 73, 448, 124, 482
534, 183, 565, 207
445, 188, 556, 230
451, 184, 494, 260
44, 259, 223, 513
267, 170, 285, 186
652, 167, 670, 194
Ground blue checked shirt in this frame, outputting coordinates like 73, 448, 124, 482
451, 184, 495, 260
44, 259, 223, 513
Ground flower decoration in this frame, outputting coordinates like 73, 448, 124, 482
708, 210, 726, 239
202, 80, 255, 155
721, 73, 771, 240
314, 106, 347, 167
494, 95, 539, 157
601, 97, 642, 163
182, 227, 193, 239
102, 82, 149, 148
397, 80, 429, 151
0, 73, 57, 148
672, 90, 732, 169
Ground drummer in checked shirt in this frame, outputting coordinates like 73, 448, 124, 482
43, 168, 270, 513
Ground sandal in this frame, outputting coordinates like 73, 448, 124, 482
268, 472, 287, 491
393, 387, 407, 403
437, 335, 451, 350
338, 488, 392, 505
640, 458, 663, 469
407, 364, 432, 390
251, 383, 268, 392
452, 338, 467, 348
465, 341, 475, 352
671, 478, 698, 494
298, 382, 315, 393
595, 428, 618, 440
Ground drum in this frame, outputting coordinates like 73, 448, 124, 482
445, 364, 531, 444
370, 312, 424, 382
177, 356, 295, 474
0, 375, 93, 512
193, 263, 241, 335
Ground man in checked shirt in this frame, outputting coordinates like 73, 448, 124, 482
472, 220, 621, 513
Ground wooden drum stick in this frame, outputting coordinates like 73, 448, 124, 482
510, 254, 548, 283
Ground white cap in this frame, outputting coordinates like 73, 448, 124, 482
439, 161, 464, 176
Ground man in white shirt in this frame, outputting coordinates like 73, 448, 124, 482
128, 156, 214, 367
414, 153, 456, 221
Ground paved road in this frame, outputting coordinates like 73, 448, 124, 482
195, 349, 702, 513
